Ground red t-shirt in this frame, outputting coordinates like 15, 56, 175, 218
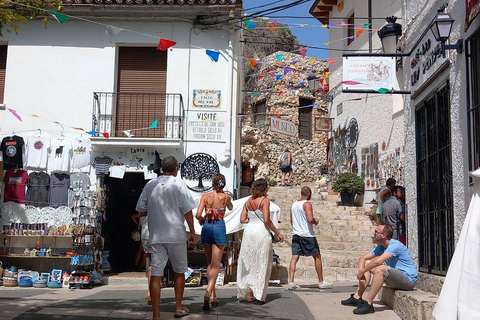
3, 169, 28, 203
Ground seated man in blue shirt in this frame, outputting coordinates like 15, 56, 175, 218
341, 224, 418, 315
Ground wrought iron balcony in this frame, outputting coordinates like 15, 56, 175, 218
92, 92, 184, 139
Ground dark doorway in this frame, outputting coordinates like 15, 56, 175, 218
298, 98, 313, 140
103, 173, 147, 272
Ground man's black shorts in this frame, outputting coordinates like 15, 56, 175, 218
291, 234, 320, 256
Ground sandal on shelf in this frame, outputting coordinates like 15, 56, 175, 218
174, 306, 190, 318
210, 297, 219, 306
202, 292, 211, 311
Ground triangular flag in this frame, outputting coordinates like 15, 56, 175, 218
86, 131, 99, 135
157, 38, 176, 51
356, 28, 364, 38
325, 71, 330, 78
47, 11, 68, 24
321, 24, 328, 29
291, 60, 298, 65
276, 54, 283, 62
31, 114, 39, 118
7, 108, 22, 121
338, 21, 347, 25
106, 25, 123, 36
328, 58, 337, 64
278, 91, 283, 96
245, 20, 256, 29
253, 92, 259, 98
268, 23, 277, 31
102, 133, 110, 139
300, 82, 305, 87
247, 58, 258, 69
376, 88, 390, 94
275, 109, 280, 116
284, 67, 294, 75
347, 36, 355, 40
298, 48, 307, 58
268, 71, 275, 77
206, 50, 220, 62
123, 130, 134, 138
149, 119, 158, 128
258, 75, 264, 80
275, 74, 282, 81
275, 61, 281, 66
323, 42, 331, 46
73, 127, 85, 131
328, 23, 337, 27
299, 24, 307, 27
305, 89, 310, 93
289, 64, 297, 69
363, 23, 371, 29
253, 52, 260, 61
309, 58, 315, 65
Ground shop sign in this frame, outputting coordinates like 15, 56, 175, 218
127, 147, 149, 159
186, 111, 227, 142
466, 0, 480, 31
409, 31, 448, 95
315, 117, 333, 132
270, 117, 298, 137
192, 89, 221, 109
343, 56, 396, 91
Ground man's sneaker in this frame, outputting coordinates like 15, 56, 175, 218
288, 282, 299, 290
318, 281, 333, 289
341, 294, 363, 306
353, 301, 375, 314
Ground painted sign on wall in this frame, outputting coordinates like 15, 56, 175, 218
466, 0, 480, 31
192, 89, 221, 109
186, 111, 227, 142
343, 57, 396, 91
270, 117, 298, 137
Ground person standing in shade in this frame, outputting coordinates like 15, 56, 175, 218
375, 178, 396, 217
237, 178, 284, 304
278, 149, 293, 186
341, 224, 417, 315
196, 173, 233, 310
288, 186, 332, 290
136, 156, 196, 319
381, 186, 406, 245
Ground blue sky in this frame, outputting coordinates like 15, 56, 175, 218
242, 0, 330, 58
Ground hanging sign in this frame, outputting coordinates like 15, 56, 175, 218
270, 117, 298, 137
343, 57, 396, 91
192, 90, 222, 109
186, 111, 227, 142
466, 0, 480, 31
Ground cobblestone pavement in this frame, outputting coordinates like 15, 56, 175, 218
0, 281, 400, 320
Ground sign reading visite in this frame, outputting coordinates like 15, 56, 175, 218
343, 56, 396, 91
270, 117, 298, 137
186, 111, 227, 142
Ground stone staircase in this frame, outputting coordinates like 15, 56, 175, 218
268, 184, 377, 283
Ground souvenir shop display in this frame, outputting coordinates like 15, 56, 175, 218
1, 135, 24, 170
25, 133, 50, 170
3, 169, 28, 203
25, 172, 50, 207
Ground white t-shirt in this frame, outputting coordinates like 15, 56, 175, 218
291, 200, 315, 237
71, 138, 92, 169
26, 134, 51, 169
136, 175, 196, 244
48, 138, 72, 173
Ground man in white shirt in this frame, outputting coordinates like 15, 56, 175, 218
136, 156, 196, 319
288, 186, 332, 290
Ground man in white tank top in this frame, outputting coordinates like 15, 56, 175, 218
289, 186, 333, 290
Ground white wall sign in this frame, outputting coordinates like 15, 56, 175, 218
409, 31, 448, 95
192, 89, 222, 109
343, 56, 396, 91
186, 111, 227, 141
270, 117, 298, 137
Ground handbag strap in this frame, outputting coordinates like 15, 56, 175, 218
249, 198, 272, 233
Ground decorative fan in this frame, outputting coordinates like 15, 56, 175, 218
55, 206, 73, 227
346, 118, 359, 149
40, 207, 57, 227
180, 153, 220, 192
24, 205, 41, 223
0, 202, 27, 223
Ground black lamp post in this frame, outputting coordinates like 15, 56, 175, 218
378, 16, 402, 54
430, 5, 462, 57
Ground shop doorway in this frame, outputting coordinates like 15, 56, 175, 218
103, 173, 147, 272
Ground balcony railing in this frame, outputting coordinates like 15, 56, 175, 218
92, 92, 184, 139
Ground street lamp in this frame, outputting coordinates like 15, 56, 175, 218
430, 4, 463, 57
378, 16, 402, 54
307, 76, 321, 92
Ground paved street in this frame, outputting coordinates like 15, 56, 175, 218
0, 280, 400, 320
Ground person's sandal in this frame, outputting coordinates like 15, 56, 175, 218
174, 306, 190, 318
202, 291, 211, 311
210, 297, 219, 306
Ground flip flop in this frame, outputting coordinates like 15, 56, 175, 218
210, 297, 219, 306
202, 291, 211, 311
174, 306, 190, 318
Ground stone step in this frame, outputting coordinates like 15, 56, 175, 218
320, 241, 376, 252
415, 273, 444, 296
379, 286, 438, 320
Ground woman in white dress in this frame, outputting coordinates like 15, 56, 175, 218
237, 178, 284, 304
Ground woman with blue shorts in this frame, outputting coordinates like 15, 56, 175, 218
196, 173, 233, 311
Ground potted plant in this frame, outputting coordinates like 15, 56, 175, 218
332, 173, 365, 206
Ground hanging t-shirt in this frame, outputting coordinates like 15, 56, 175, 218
25, 171, 50, 207
49, 173, 70, 208
71, 138, 92, 169
48, 138, 73, 173
1, 135, 25, 170
26, 134, 51, 169
70, 172, 91, 192
3, 169, 28, 203
91, 156, 113, 175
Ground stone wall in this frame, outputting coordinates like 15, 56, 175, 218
241, 52, 330, 184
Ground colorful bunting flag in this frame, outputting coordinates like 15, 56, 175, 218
275, 109, 280, 116
123, 130, 134, 138
291, 60, 298, 65
47, 11, 68, 24
149, 119, 158, 129
300, 82, 305, 87
278, 91, 283, 96
247, 58, 258, 69
206, 50, 220, 62
298, 47, 307, 57
284, 67, 294, 75
86, 131, 98, 135
276, 53, 283, 62
106, 25, 123, 36
356, 28, 364, 38
102, 133, 110, 139
323, 42, 331, 46
309, 58, 315, 65
268, 23, 277, 31
7, 108, 22, 121
299, 24, 307, 27
245, 20, 256, 29
338, 21, 347, 25
328, 23, 337, 27
73, 127, 85, 131
321, 24, 328, 29
31, 114, 39, 118
328, 58, 337, 64
258, 75, 264, 80
376, 88, 390, 94
157, 38, 177, 51
253, 92, 259, 98
325, 72, 330, 78
268, 71, 276, 77
363, 23, 371, 29
343, 80, 362, 85
275, 74, 282, 81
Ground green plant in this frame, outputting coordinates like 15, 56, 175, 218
268, 178, 277, 187
332, 173, 365, 195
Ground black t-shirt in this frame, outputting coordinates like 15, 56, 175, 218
1, 135, 24, 169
